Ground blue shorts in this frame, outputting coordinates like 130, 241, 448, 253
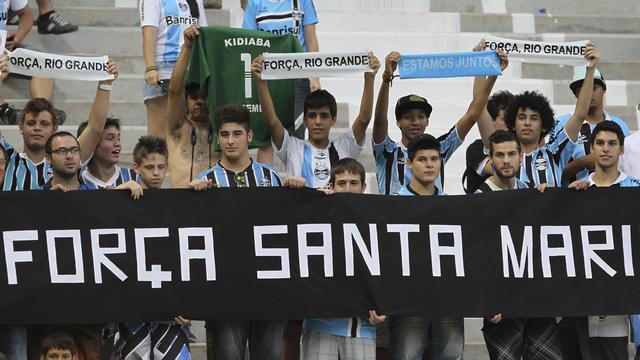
143, 61, 175, 103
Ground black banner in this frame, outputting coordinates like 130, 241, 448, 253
1, 187, 639, 324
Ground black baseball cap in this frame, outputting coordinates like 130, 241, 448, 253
395, 94, 433, 120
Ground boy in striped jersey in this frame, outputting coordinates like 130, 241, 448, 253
562, 121, 637, 360
190, 103, 294, 360
77, 117, 139, 189
389, 134, 464, 360
0, 57, 118, 191
251, 53, 380, 189
372, 43, 508, 195
487, 43, 600, 189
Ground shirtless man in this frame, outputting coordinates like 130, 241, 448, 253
166, 24, 217, 188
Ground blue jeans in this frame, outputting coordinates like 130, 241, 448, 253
389, 316, 464, 360
209, 320, 287, 360
0, 325, 27, 359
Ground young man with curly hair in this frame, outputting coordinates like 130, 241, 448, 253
486, 42, 601, 188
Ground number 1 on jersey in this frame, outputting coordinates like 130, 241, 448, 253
240, 53, 252, 99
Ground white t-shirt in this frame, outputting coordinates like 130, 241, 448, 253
0, 0, 28, 30
620, 130, 640, 179
139, 0, 207, 77
274, 129, 364, 188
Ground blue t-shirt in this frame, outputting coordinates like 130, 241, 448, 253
242, 0, 318, 52
1, 137, 52, 191
197, 159, 282, 187
549, 112, 631, 183
374, 127, 462, 195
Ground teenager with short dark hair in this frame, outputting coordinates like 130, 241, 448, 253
388, 134, 464, 360
252, 52, 380, 189
564, 121, 637, 360
190, 103, 292, 360
39, 332, 77, 360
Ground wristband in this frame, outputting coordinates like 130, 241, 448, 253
145, 65, 158, 73
98, 83, 112, 92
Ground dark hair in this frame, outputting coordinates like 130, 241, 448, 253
407, 133, 440, 161
504, 91, 555, 140
21, 98, 57, 126
304, 90, 337, 118
40, 332, 77, 356
133, 136, 168, 164
489, 130, 521, 156
330, 158, 365, 185
215, 103, 250, 131
590, 120, 625, 146
45, 131, 80, 154
185, 82, 207, 100
77, 117, 121, 137
487, 91, 514, 121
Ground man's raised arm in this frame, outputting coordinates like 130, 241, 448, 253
351, 52, 380, 144
372, 52, 399, 145
252, 55, 286, 149
563, 42, 599, 142
78, 58, 119, 163
455, 49, 508, 140
166, 25, 199, 137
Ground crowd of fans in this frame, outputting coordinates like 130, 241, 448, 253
1, 0, 640, 359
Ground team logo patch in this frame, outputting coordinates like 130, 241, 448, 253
578, 134, 588, 144
534, 158, 548, 171
178, 1, 188, 11
259, 178, 271, 187
314, 165, 330, 180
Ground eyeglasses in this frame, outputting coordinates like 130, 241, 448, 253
50, 146, 80, 155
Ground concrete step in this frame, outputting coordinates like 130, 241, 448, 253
314, 0, 430, 12
521, 62, 640, 81
430, 0, 640, 16
9, 25, 640, 64
316, 32, 640, 65
315, 11, 640, 34
23, 7, 230, 27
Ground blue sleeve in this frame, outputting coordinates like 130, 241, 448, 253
548, 127, 578, 169
272, 171, 282, 187
439, 126, 463, 163
196, 169, 208, 180
372, 136, 396, 165
242, 0, 259, 30
302, 0, 318, 26
631, 315, 640, 348
548, 114, 571, 145
1, 136, 15, 156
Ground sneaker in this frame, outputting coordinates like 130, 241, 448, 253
54, 109, 67, 125
0, 103, 19, 125
37, 11, 79, 35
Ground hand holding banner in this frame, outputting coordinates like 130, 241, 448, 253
261, 51, 373, 80
398, 50, 502, 79
8, 48, 115, 81
485, 36, 589, 66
